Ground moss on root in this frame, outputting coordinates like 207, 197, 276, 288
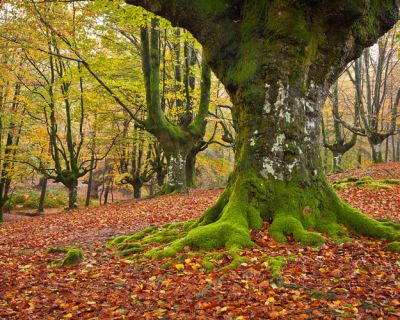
333, 177, 399, 190
108, 174, 399, 269
269, 215, 324, 246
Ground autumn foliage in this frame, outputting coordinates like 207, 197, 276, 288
0, 163, 399, 319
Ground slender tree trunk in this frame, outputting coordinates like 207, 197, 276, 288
38, 177, 48, 213
185, 151, 196, 188
332, 152, 343, 173
162, 149, 188, 194
67, 180, 78, 210
133, 182, 142, 199
0, 202, 4, 223
357, 147, 362, 169
385, 138, 389, 162
391, 135, 395, 162
85, 154, 95, 207
370, 140, 383, 163
104, 185, 110, 205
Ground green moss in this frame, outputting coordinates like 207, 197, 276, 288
201, 259, 214, 271
342, 177, 359, 182
334, 176, 396, 190
118, 246, 146, 257
379, 179, 400, 185
266, 2, 312, 44
46, 247, 68, 254
160, 261, 174, 269
222, 246, 247, 270
333, 184, 345, 191
287, 254, 297, 261
108, 235, 129, 246
265, 256, 285, 278
49, 247, 83, 267
332, 193, 400, 241
369, 183, 392, 190
385, 242, 400, 253
128, 226, 158, 239
118, 242, 145, 251
269, 215, 324, 246
107, 168, 399, 270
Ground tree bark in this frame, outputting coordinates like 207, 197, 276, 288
161, 149, 188, 194
370, 140, 384, 163
126, 0, 400, 253
185, 150, 196, 188
38, 177, 48, 213
133, 181, 142, 199
67, 180, 78, 210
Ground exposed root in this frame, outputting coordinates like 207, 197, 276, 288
108, 178, 400, 266
269, 215, 325, 246
144, 200, 261, 259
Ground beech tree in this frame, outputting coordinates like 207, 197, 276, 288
122, 0, 400, 255
333, 29, 400, 163
139, 19, 212, 193
321, 82, 357, 172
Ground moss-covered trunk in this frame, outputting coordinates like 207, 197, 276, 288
144, 77, 399, 258
125, 0, 400, 256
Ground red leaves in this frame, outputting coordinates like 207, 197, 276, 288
1, 164, 400, 318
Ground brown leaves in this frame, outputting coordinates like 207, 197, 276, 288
1, 164, 400, 318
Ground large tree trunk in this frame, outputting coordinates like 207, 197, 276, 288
125, 0, 400, 255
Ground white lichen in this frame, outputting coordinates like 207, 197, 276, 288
275, 81, 287, 110
260, 157, 283, 181
263, 83, 271, 114
271, 134, 285, 153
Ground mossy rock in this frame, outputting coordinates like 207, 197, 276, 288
49, 247, 84, 267
61, 248, 84, 266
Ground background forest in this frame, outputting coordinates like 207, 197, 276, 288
0, 0, 399, 217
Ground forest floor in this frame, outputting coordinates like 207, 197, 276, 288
0, 163, 399, 319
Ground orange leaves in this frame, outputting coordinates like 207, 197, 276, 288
1, 165, 400, 319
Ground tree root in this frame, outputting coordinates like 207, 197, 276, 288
108, 181, 400, 266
